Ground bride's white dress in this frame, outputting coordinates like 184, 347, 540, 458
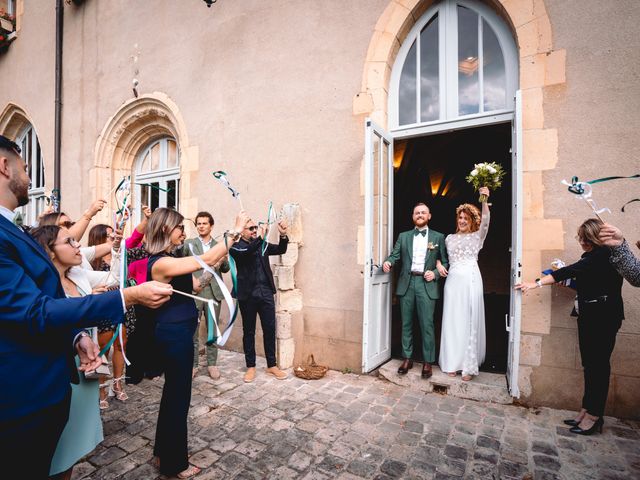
439, 211, 489, 376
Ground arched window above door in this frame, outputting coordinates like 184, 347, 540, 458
390, 0, 518, 129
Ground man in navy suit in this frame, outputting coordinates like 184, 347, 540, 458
0, 135, 173, 478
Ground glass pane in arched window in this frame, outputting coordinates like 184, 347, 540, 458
458, 5, 479, 115
483, 19, 506, 111
420, 15, 439, 122
150, 142, 160, 171
399, 40, 417, 126
167, 140, 178, 168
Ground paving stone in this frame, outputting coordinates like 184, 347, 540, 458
476, 434, 501, 451
86, 350, 640, 480
288, 450, 313, 471
70, 461, 96, 480
532, 454, 561, 471
187, 448, 218, 468
379, 459, 407, 477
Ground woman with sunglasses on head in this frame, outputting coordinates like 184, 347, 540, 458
29, 225, 122, 480
516, 218, 624, 436
144, 207, 249, 479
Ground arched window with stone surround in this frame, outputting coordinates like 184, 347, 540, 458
17, 124, 46, 225
390, 0, 518, 129
133, 137, 180, 219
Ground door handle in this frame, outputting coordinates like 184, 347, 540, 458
370, 263, 380, 275
505, 313, 510, 332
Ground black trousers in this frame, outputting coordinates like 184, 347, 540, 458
153, 320, 196, 476
577, 311, 622, 417
239, 295, 277, 368
0, 391, 70, 479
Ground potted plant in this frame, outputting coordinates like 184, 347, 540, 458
0, 10, 15, 33
0, 10, 16, 51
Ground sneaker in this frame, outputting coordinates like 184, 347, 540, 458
265, 366, 288, 380
244, 367, 256, 383
208, 366, 221, 380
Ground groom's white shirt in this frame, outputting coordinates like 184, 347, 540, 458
411, 227, 429, 272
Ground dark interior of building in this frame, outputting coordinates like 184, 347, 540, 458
390, 122, 512, 373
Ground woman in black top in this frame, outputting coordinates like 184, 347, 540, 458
517, 218, 624, 436
144, 207, 248, 479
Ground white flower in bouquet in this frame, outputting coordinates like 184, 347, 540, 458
465, 161, 506, 202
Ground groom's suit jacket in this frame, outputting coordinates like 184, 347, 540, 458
385, 228, 449, 300
0, 215, 124, 422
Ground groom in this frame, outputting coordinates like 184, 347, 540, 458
383, 203, 448, 379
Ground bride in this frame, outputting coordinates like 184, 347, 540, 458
437, 186, 490, 381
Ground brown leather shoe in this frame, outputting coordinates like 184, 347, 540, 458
397, 359, 414, 375
244, 367, 256, 383
421, 363, 432, 379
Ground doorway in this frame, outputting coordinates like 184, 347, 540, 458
390, 122, 512, 373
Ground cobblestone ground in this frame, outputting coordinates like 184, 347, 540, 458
75, 350, 640, 480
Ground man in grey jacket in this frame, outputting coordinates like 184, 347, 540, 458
184, 211, 230, 379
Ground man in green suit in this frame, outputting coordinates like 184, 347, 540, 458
383, 203, 448, 378
184, 211, 230, 380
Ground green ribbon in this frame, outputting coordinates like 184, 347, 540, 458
621, 199, 640, 213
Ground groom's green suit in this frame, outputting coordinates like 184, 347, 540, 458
385, 227, 448, 362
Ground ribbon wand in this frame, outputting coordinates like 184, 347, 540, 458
212, 171, 244, 210
561, 176, 610, 221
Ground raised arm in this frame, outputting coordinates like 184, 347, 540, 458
152, 211, 249, 283
478, 186, 491, 244
68, 199, 107, 241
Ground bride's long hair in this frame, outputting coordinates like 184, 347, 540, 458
455, 204, 481, 233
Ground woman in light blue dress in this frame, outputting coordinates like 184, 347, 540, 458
30, 225, 121, 479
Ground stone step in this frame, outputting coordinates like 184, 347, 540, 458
378, 359, 514, 405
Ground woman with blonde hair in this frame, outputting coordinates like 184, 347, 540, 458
144, 207, 248, 479
517, 218, 624, 435
437, 187, 491, 381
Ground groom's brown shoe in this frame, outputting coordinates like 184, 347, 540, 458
397, 359, 413, 375
421, 363, 432, 379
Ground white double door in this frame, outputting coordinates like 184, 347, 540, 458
361, 94, 523, 397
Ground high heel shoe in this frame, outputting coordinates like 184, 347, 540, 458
570, 417, 603, 435
563, 419, 579, 426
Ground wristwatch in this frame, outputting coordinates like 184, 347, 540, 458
75, 330, 91, 345
225, 230, 241, 242
535, 278, 543, 288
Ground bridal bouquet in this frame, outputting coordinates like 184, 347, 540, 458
466, 162, 506, 202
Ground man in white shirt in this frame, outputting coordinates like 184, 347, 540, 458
383, 203, 448, 379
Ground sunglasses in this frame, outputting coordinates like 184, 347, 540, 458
173, 224, 185, 232
54, 237, 80, 248
248, 226, 259, 232
59, 221, 76, 229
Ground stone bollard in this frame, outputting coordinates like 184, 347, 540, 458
274, 203, 302, 369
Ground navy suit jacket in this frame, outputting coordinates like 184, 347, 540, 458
0, 215, 124, 421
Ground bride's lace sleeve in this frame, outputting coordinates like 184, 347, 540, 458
478, 209, 490, 245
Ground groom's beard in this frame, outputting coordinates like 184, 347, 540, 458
414, 219, 428, 228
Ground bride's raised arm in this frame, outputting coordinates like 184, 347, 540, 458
478, 186, 491, 243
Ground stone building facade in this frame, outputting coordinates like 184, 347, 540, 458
0, 0, 638, 418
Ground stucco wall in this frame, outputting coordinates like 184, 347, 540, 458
0, 0, 389, 372
1, 0, 638, 417
525, 0, 640, 418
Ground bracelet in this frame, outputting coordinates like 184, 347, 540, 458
535, 278, 542, 288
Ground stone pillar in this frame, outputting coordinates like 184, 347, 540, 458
274, 203, 302, 369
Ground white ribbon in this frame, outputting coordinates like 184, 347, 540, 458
561, 179, 611, 219
188, 244, 237, 346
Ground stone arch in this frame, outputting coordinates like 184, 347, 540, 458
354, 0, 567, 399
0, 102, 35, 139
92, 92, 199, 222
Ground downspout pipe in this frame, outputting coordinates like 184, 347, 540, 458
54, 0, 63, 194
